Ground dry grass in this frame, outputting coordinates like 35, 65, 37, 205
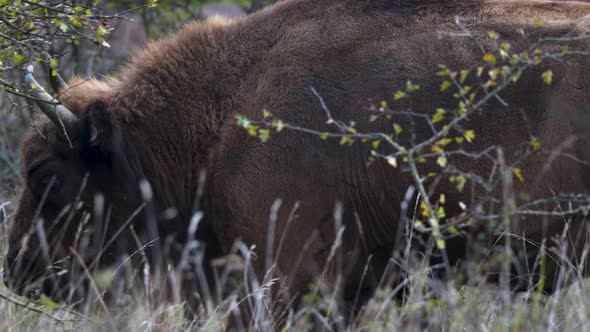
2, 95, 590, 332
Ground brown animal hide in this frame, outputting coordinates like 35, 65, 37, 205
3, 0, 590, 326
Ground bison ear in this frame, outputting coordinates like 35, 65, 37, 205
81, 101, 113, 155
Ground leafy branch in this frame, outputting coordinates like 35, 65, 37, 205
235, 17, 590, 269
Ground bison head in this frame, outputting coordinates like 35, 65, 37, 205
2, 68, 144, 302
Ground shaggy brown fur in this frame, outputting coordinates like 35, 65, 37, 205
4, 0, 590, 325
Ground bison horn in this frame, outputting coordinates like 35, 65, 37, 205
49, 70, 69, 92
25, 65, 79, 133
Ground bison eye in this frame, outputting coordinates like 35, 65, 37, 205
40, 175, 59, 190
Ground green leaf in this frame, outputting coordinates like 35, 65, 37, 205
12, 53, 26, 64
437, 206, 446, 219
458, 101, 467, 115
440, 80, 451, 92
459, 70, 469, 84
371, 140, 381, 150
236, 115, 250, 128
259, 129, 270, 142
476, 66, 484, 77
432, 108, 446, 124
340, 136, 354, 145
439, 138, 453, 146
436, 65, 450, 77
71, 17, 83, 27
437, 155, 447, 168
451, 175, 467, 192
393, 123, 403, 135
393, 90, 406, 100
93, 270, 115, 289
534, 17, 545, 27
405, 80, 420, 93
52, 19, 69, 32
38, 295, 60, 310
487, 31, 499, 40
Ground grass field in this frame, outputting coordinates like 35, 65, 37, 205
2, 97, 590, 332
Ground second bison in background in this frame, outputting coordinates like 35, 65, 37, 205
3, 0, 590, 324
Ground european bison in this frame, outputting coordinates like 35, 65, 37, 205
3, 0, 590, 321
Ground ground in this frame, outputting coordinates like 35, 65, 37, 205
1, 99, 590, 331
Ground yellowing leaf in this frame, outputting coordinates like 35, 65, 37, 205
464, 130, 475, 143
420, 200, 429, 217
247, 125, 258, 136
483, 53, 497, 66
512, 167, 524, 183
541, 70, 553, 85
